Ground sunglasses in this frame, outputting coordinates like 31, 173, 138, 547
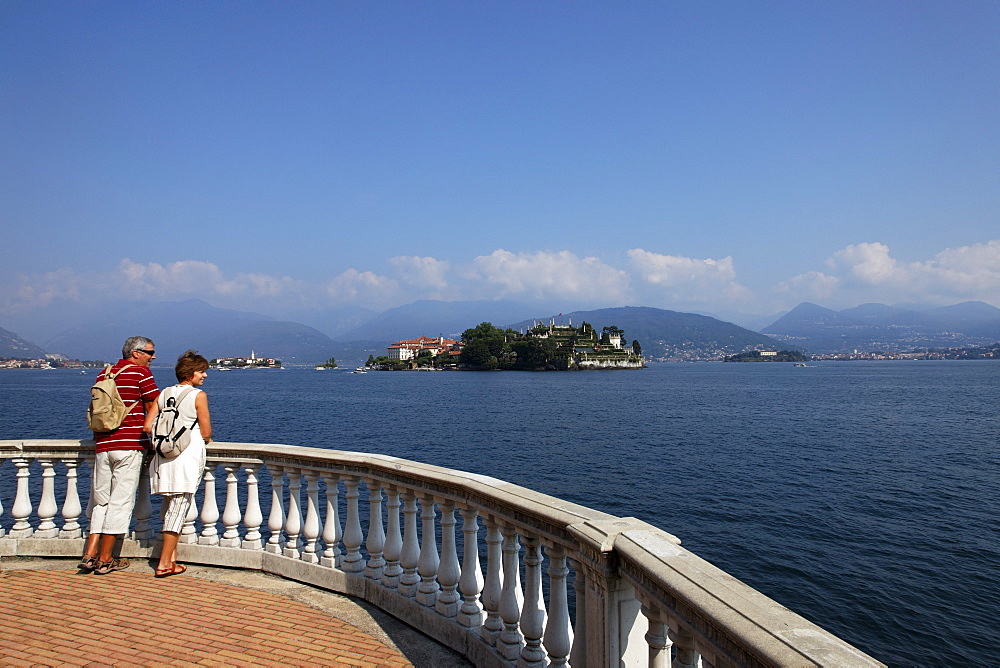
137, 349, 156, 356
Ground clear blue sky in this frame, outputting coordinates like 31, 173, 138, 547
2, 1, 998, 332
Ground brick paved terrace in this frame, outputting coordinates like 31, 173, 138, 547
0, 558, 470, 667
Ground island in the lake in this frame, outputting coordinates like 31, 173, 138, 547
368, 319, 645, 371
210, 351, 282, 369
724, 349, 808, 363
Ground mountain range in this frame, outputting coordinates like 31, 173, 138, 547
763, 301, 1000, 353
0, 326, 48, 359
3, 298, 998, 364
37, 299, 338, 364
508, 306, 776, 360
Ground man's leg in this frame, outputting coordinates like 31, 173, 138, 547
83, 451, 113, 568
93, 450, 143, 571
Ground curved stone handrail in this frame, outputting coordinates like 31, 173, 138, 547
0, 440, 882, 667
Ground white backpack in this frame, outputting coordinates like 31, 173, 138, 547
151, 387, 198, 459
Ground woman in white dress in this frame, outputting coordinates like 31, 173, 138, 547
144, 350, 212, 578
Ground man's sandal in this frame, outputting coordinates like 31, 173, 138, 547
93, 558, 129, 575
78, 556, 98, 572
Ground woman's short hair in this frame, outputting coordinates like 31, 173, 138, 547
175, 350, 209, 382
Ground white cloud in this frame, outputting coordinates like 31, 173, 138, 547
4, 242, 998, 327
388, 256, 451, 294
777, 240, 1000, 307
461, 250, 629, 302
626, 248, 753, 304
324, 269, 400, 307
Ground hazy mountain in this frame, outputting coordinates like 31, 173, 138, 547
336, 299, 539, 343
0, 326, 48, 358
41, 299, 338, 364
206, 321, 339, 364
282, 305, 378, 339
510, 306, 780, 360
839, 303, 910, 326
698, 309, 789, 332
764, 301, 1000, 353
915, 301, 1000, 330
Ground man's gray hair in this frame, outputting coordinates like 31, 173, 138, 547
122, 336, 154, 359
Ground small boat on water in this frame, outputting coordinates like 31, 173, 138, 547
352, 366, 368, 374
794, 363, 807, 367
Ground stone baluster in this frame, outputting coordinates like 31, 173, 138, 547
518, 535, 547, 667
266, 465, 286, 554
300, 469, 321, 563
416, 495, 440, 607
364, 479, 386, 579
59, 460, 83, 539
457, 506, 485, 627
341, 475, 365, 572
132, 461, 153, 541
568, 557, 587, 668
481, 517, 505, 645
180, 485, 199, 544
543, 546, 573, 667
199, 464, 220, 545
283, 468, 303, 559
642, 606, 672, 668
0, 481, 5, 538
398, 491, 421, 597
84, 465, 94, 528
35, 459, 59, 538
435, 500, 460, 617
242, 463, 263, 550
220, 464, 242, 547
670, 628, 702, 668
320, 472, 341, 568
9, 458, 34, 538
498, 525, 524, 660
381, 487, 403, 587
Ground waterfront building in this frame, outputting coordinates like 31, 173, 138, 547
387, 336, 462, 361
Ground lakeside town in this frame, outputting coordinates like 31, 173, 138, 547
2, 340, 997, 371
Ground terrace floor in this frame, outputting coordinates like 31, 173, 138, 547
0, 557, 471, 667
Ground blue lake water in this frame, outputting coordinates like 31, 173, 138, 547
2, 361, 998, 666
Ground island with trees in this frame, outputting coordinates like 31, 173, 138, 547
457, 319, 644, 370
315, 357, 337, 369
724, 349, 808, 363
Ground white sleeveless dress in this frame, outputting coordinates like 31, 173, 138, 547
149, 385, 207, 495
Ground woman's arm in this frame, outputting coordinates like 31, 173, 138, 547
195, 391, 212, 443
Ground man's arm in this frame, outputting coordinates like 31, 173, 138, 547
143, 400, 158, 434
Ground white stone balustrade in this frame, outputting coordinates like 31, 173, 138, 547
0, 440, 885, 668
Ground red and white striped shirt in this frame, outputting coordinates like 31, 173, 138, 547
93, 359, 160, 453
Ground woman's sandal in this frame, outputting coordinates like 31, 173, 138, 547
93, 557, 129, 575
78, 555, 98, 572
154, 563, 187, 579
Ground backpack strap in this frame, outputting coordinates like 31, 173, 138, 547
108, 363, 141, 413
172, 386, 200, 429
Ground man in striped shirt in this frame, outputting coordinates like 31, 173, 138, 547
80, 336, 160, 575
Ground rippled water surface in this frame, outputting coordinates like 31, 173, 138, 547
2, 361, 998, 665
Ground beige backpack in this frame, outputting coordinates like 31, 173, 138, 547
86, 364, 139, 432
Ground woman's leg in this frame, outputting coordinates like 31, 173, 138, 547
156, 493, 192, 575
158, 531, 180, 570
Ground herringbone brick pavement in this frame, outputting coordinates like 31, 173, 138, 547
0, 568, 412, 667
